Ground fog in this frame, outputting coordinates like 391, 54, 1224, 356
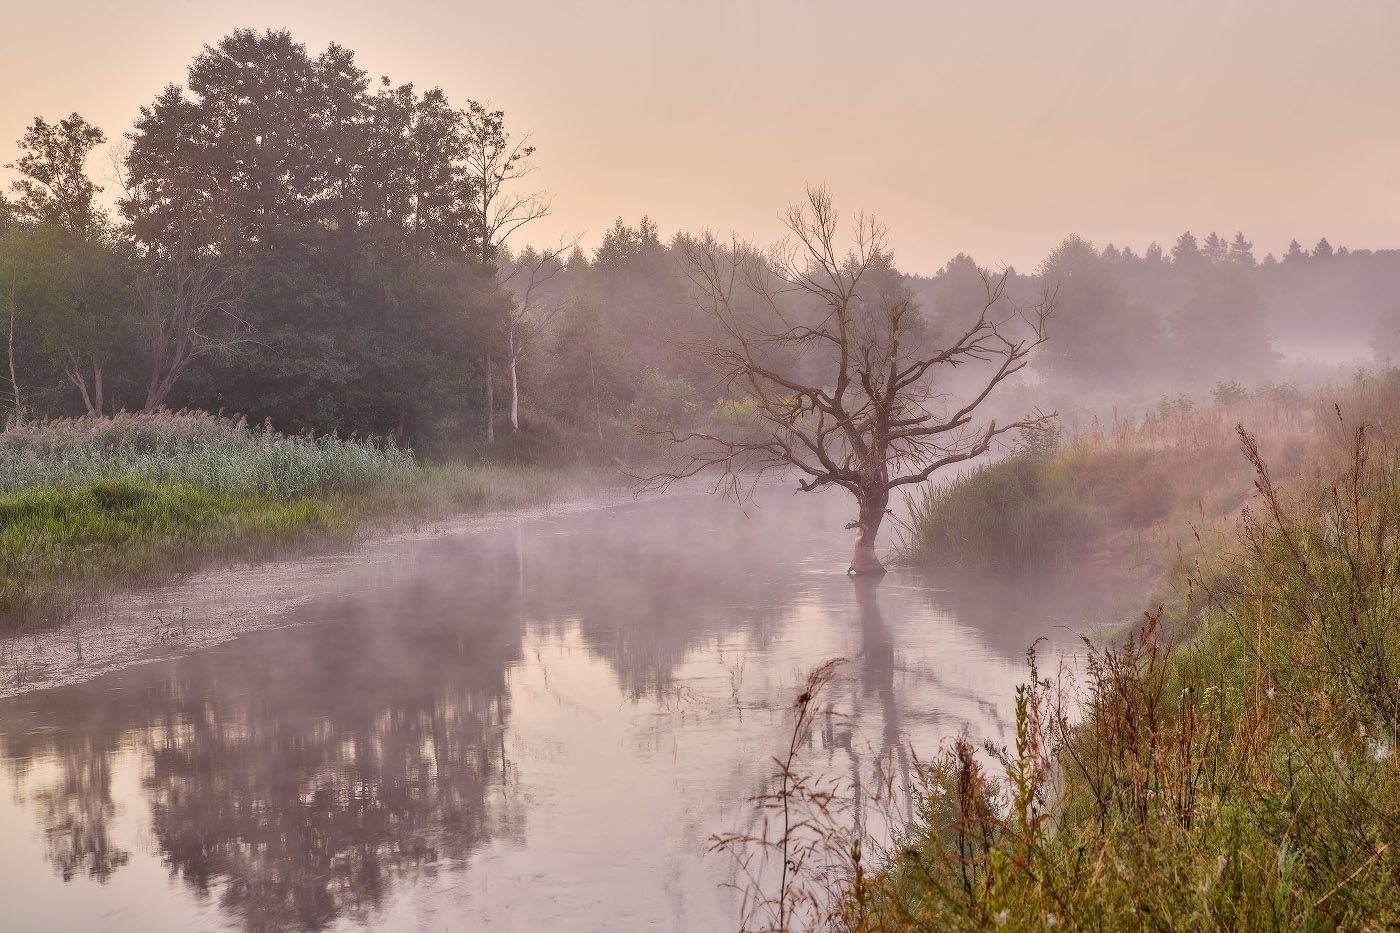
1, 5, 1396, 930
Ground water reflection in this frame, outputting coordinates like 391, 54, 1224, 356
916, 565, 1134, 659
515, 498, 807, 699
32, 735, 131, 883
141, 622, 517, 932
2, 570, 525, 932
853, 577, 899, 752
0, 489, 1123, 931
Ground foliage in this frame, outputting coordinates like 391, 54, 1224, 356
0, 411, 410, 626
1211, 378, 1250, 407
1034, 234, 1159, 386
5, 32, 1400, 451
901, 453, 1098, 569
629, 366, 700, 431
1156, 392, 1195, 420
6, 113, 106, 233
0, 476, 350, 624
116, 29, 508, 438
1171, 265, 1280, 382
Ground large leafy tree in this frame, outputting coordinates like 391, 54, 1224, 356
5, 114, 133, 415
120, 29, 501, 438
1034, 235, 1157, 387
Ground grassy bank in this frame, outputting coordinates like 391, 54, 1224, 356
812, 377, 1400, 930
0, 411, 623, 629
899, 394, 1316, 571
846, 416, 1400, 930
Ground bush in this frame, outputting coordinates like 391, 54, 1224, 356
899, 398, 1277, 571
901, 455, 1101, 569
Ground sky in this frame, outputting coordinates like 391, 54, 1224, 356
2, 0, 1397, 274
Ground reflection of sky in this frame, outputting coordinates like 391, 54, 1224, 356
0, 488, 1128, 931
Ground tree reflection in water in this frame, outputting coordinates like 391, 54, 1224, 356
0, 552, 525, 933
141, 621, 518, 932
31, 737, 131, 883
0, 494, 821, 931
0, 489, 1116, 931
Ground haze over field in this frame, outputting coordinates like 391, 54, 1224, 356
3, 0, 1398, 272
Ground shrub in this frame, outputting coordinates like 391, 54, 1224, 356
901, 455, 1101, 569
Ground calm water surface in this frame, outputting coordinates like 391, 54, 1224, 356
0, 489, 1132, 931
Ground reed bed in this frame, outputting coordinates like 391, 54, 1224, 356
0, 409, 415, 499
899, 388, 1323, 572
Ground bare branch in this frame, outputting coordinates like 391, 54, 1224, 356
644, 190, 1054, 572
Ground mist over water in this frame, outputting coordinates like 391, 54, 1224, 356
0, 488, 1129, 931
1, 6, 1395, 927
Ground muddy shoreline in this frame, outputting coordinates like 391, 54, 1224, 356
0, 487, 648, 701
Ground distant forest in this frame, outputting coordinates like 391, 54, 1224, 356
3, 29, 1398, 455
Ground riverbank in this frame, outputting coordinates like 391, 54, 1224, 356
848, 376, 1400, 929
0, 411, 626, 631
898, 393, 1316, 574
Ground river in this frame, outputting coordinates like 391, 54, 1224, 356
0, 486, 1133, 932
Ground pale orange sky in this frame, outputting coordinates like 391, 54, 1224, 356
3, 0, 1397, 273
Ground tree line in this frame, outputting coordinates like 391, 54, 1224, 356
4, 28, 1398, 454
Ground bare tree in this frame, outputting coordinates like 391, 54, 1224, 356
651, 187, 1054, 574
135, 216, 249, 410
499, 243, 575, 435
7, 271, 21, 422
461, 101, 549, 442
462, 102, 548, 272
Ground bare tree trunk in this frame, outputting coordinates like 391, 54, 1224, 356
63, 351, 97, 416
590, 358, 603, 442
848, 491, 890, 575
136, 222, 249, 412
7, 274, 20, 423
92, 363, 103, 416
508, 327, 520, 436
485, 352, 495, 444
145, 360, 177, 410
144, 348, 165, 410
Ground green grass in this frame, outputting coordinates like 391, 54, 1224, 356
900, 454, 1104, 569
0, 411, 623, 629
